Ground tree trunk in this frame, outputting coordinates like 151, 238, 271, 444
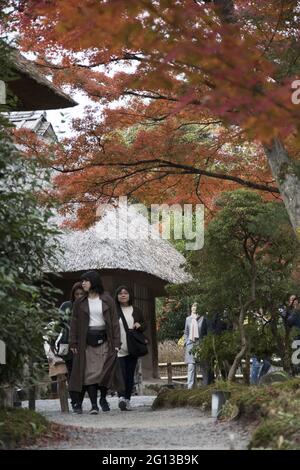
228, 305, 247, 381
243, 351, 250, 385
264, 139, 300, 240
1, 386, 13, 408
57, 374, 69, 413
228, 266, 256, 382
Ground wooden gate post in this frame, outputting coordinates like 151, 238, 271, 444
3, 386, 13, 408
57, 374, 69, 413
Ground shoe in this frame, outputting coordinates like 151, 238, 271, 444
99, 397, 110, 412
89, 406, 99, 415
118, 397, 127, 411
126, 399, 132, 411
72, 405, 82, 414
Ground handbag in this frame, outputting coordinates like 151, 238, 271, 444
86, 329, 107, 347
119, 309, 148, 358
48, 360, 68, 378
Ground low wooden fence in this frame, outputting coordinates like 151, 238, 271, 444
1, 358, 145, 411
158, 361, 244, 383
1, 374, 69, 412
159, 362, 190, 382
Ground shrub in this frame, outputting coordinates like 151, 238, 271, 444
0, 408, 49, 449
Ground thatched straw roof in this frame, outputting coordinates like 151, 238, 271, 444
49, 205, 192, 285
8, 50, 77, 110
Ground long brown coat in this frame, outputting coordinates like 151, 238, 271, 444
69, 293, 123, 392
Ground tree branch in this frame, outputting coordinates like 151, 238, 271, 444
52, 157, 279, 194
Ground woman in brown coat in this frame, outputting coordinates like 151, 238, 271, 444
69, 271, 123, 414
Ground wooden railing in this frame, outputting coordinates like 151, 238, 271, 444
159, 358, 282, 384
158, 361, 245, 383
159, 362, 191, 382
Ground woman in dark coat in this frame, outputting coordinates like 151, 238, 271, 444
115, 285, 147, 411
59, 282, 85, 376
69, 271, 123, 414
58, 281, 85, 409
44, 282, 85, 409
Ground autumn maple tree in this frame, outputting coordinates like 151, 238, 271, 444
4, 0, 300, 235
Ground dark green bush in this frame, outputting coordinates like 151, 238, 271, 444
0, 408, 49, 449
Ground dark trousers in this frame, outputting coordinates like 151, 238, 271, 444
71, 387, 86, 408
71, 385, 107, 408
118, 355, 138, 400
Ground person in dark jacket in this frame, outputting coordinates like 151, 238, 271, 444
210, 310, 233, 335
58, 282, 85, 410
69, 271, 123, 414
115, 285, 147, 411
279, 294, 300, 375
59, 282, 85, 377
285, 295, 300, 331
44, 282, 85, 409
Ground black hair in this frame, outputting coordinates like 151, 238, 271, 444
115, 285, 134, 307
80, 270, 104, 295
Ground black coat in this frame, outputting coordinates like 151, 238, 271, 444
286, 309, 300, 330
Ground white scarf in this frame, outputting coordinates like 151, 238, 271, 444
189, 313, 200, 341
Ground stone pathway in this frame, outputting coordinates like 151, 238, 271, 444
23, 396, 251, 450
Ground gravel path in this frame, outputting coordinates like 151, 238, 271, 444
23, 396, 251, 450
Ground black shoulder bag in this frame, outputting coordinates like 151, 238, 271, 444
119, 309, 148, 358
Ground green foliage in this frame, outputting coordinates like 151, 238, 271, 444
0, 407, 49, 449
0, 36, 19, 113
0, 125, 61, 386
193, 331, 240, 371
157, 308, 187, 342
246, 321, 276, 358
248, 380, 300, 449
182, 190, 299, 370
200, 190, 297, 304
156, 297, 189, 341
250, 415, 300, 450
0, 33, 62, 388
194, 321, 279, 379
